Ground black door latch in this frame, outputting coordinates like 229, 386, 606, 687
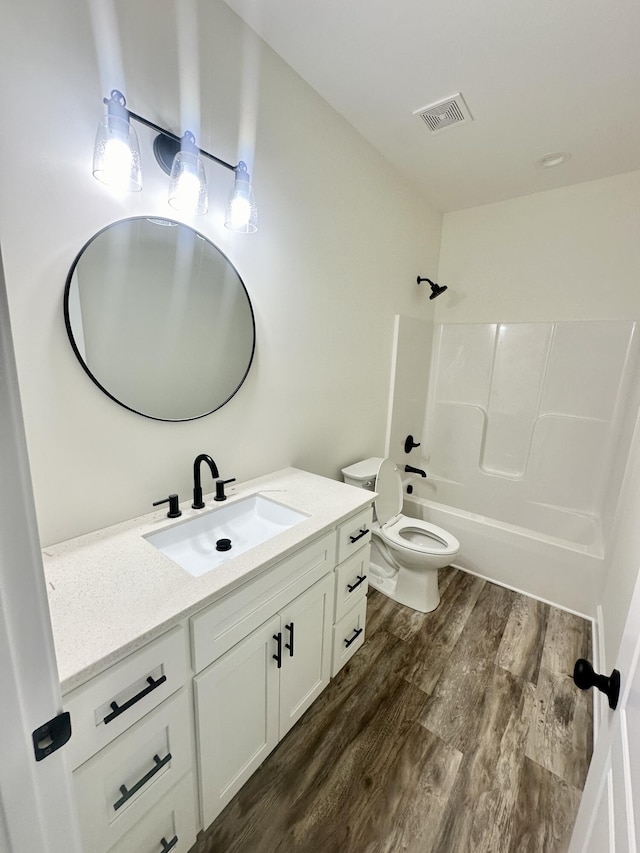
32, 711, 72, 762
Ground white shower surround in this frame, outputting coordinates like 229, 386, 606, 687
425, 320, 639, 550
389, 317, 640, 616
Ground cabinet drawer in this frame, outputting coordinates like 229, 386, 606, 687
334, 545, 370, 622
74, 689, 193, 853
336, 507, 373, 565
191, 532, 335, 673
64, 626, 187, 770
332, 596, 367, 677
108, 772, 197, 853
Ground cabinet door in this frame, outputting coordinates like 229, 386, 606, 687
279, 574, 333, 738
194, 614, 280, 829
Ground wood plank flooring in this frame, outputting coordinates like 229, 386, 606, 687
191, 569, 593, 853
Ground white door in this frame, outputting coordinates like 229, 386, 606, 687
569, 565, 640, 852
0, 247, 82, 851
279, 574, 333, 738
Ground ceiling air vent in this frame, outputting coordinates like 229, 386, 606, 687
414, 93, 473, 134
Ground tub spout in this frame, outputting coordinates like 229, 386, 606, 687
405, 465, 427, 478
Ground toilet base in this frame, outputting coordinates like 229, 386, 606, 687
368, 541, 440, 613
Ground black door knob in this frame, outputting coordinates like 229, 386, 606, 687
573, 658, 620, 710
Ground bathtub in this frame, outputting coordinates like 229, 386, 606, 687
404, 492, 603, 618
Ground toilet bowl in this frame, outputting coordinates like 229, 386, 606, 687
342, 457, 460, 613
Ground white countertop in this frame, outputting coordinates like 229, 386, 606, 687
43, 468, 372, 694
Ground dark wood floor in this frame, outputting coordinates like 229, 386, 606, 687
191, 569, 593, 853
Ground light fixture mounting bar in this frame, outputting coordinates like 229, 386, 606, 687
105, 96, 238, 173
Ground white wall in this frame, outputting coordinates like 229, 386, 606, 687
0, 0, 441, 546
436, 171, 640, 324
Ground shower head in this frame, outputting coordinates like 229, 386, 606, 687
417, 276, 448, 300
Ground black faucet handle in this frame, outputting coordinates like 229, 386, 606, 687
214, 478, 236, 502
153, 493, 182, 519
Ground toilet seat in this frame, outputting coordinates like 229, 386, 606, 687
380, 515, 460, 557
373, 458, 460, 557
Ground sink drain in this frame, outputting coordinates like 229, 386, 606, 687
216, 538, 232, 552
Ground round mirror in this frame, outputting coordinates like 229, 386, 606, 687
64, 217, 255, 421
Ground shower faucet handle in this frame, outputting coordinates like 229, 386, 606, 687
404, 435, 421, 453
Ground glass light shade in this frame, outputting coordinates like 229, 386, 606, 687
224, 166, 258, 233
168, 150, 208, 215
93, 115, 142, 192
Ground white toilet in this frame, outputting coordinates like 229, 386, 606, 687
342, 457, 460, 613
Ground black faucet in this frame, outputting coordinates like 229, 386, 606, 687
405, 464, 427, 478
192, 454, 220, 509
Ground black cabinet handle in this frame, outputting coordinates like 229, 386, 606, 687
113, 753, 172, 811
160, 836, 178, 852
349, 528, 370, 544
347, 574, 367, 593
284, 623, 294, 657
273, 633, 282, 668
344, 627, 364, 648
104, 674, 167, 725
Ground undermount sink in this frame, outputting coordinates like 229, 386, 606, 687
144, 494, 309, 577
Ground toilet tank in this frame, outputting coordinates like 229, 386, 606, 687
341, 457, 384, 491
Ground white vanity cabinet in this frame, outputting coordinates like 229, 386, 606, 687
331, 507, 372, 676
191, 535, 335, 827
63, 627, 197, 853
47, 471, 376, 851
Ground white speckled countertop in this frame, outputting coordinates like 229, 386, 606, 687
42, 468, 372, 694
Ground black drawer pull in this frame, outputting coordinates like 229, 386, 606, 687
344, 627, 364, 648
347, 574, 367, 593
104, 674, 167, 725
284, 622, 294, 657
273, 633, 283, 668
349, 528, 369, 544
113, 752, 172, 811
160, 836, 178, 852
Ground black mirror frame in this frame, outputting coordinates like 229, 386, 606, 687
63, 216, 256, 422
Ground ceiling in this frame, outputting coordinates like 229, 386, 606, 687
222, 0, 640, 212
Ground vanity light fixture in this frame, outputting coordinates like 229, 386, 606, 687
93, 90, 258, 231
92, 90, 142, 192
224, 161, 258, 234
167, 131, 208, 215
